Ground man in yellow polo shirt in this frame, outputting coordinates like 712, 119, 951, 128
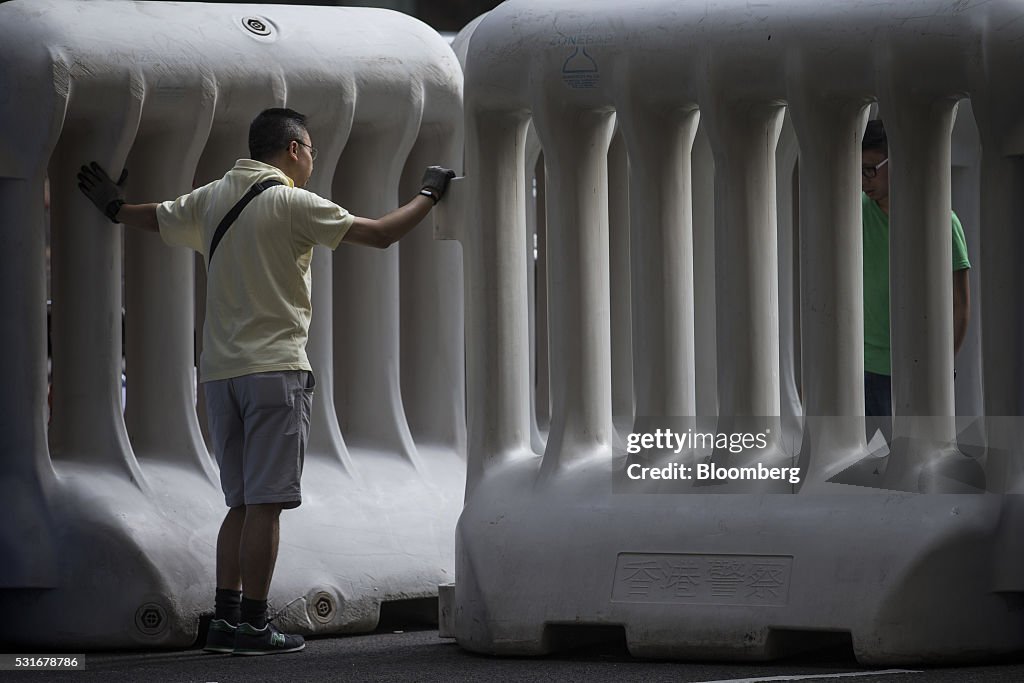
77, 108, 454, 656
861, 119, 971, 434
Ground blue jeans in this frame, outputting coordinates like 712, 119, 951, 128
864, 371, 892, 444
864, 372, 891, 416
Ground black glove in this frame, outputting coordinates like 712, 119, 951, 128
77, 161, 127, 223
419, 165, 456, 204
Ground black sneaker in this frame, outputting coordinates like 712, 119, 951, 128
233, 622, 305, 656
203, 619, 237, 654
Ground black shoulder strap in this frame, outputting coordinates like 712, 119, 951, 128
208, 179, 284, 265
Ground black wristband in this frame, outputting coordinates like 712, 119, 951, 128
105, 198, 125, 223
419, 188, 439, 205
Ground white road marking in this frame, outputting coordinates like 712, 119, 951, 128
695, 670, 921, 683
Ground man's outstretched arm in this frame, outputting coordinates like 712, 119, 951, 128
115, 203, 160, 232
77, 162, 159, 232
341, 166, 455, 249
343, 195, 434, 249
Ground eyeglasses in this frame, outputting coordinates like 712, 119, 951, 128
292, 140, 318, 161
862, 157, 888, 179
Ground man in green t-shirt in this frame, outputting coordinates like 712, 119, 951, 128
861, 119, 971, 422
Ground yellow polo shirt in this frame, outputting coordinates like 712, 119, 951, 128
157, 159, 353, 382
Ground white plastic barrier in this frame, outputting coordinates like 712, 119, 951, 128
0, 0, 464, 649
445, 0, 1024, 664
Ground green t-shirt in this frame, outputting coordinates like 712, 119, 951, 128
862, 192, 971, 376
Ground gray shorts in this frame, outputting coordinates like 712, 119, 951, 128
204, 370, 315, 509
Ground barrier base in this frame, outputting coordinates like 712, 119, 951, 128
454, 458, 1024, 665
1, 449, 463, 649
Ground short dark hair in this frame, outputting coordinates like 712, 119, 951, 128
862, 119, 887, 154
248, 108, 308, 162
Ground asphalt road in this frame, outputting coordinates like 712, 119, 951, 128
4, 627, 1024, 683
